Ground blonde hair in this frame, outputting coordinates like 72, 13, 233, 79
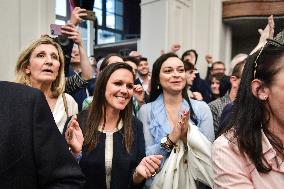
15, 36, 65, 97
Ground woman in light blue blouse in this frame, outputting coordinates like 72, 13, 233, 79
137, 53, 214, 188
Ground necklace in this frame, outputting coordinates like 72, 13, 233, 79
103, 127, 118, 133
98, 120, 123, 133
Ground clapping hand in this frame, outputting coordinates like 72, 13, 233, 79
178, 110, 190, 144
65, 115, 84, 156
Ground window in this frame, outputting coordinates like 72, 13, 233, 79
94, 0, 124, 44
55, 0, 69, 24
55, 0, 124, 45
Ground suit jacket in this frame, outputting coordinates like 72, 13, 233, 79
0, 81, 85, 189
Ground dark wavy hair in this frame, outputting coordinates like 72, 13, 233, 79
84, 63, 135, 153
149, 52, 198, 125
223, 44, 284, 173
181, 49, 198, 65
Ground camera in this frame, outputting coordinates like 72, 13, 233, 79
52, 35, 74, 76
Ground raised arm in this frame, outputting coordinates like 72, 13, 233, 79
250, 15, 275, 55
62, 24, 93, 81
70, 7, 87, 26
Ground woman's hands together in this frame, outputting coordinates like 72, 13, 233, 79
168, 110, 190, 144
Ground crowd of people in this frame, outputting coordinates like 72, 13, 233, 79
1, 7, 284, 189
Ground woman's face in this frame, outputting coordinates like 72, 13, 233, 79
26, 44, 60, 85
105, 69, 134, 112
266, 68, 284, 127
159, 57, 186, 94
185, 69, 196, 86
211, 77, 220, 95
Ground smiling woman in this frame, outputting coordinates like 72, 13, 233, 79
65, 63, 162, 189
137, 52, 214, 189
15, 36, 78, 134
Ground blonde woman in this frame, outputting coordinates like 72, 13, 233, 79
15, 36, 78, 133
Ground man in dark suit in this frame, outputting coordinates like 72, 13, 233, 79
0, 81, 85, 188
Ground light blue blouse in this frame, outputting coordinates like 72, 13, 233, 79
137, 94, 214, 188
137, 94, 214, 158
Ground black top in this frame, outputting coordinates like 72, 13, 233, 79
77, 111, 145, 189
0, 81, 85, 189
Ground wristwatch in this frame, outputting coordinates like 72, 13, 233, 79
160, 136, 168, 144
160, 136, 172, 152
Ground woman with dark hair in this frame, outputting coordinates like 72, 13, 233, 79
212, 32, 284, 188
66, 63, 162, 189
138, 53, 214, 188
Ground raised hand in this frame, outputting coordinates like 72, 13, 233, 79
268, 15, 275, 39
205, 54, 213, 65
250, 15, 275, 55
170, 43, 181, 53
133, 84, 145, 105
70, 7, 87, 26
61, 24, 83, 46
65, 115, 84, 156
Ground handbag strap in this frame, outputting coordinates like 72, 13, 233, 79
62, 93, 69, 117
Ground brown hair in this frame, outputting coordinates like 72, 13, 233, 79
84, 63, 135, 153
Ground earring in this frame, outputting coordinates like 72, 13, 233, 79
263, 96, 268, 100
157, 84, 160, 90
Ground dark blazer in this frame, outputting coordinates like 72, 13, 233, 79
0, 81, 85, 189
77, 110, 145, 189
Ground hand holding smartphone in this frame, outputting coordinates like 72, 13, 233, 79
81, 10, 96, 21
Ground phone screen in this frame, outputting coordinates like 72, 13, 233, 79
50, 24, 62, 36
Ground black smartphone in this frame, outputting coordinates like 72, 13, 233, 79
82, 10, 96, 21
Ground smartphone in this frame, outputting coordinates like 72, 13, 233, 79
50, 24, 62, 36
82, 10, 96, 21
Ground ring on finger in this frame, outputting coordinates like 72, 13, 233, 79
151, 171, 157, 177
